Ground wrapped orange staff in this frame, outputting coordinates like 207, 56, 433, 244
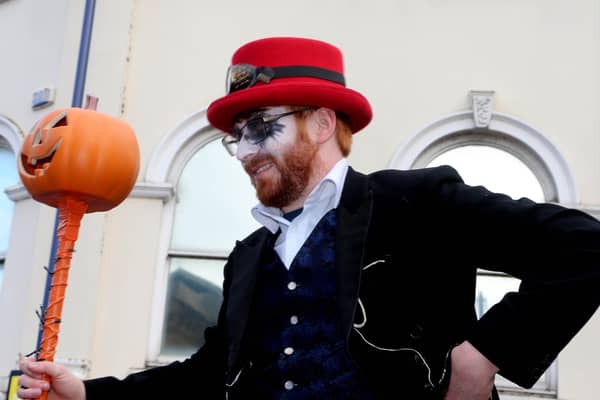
17, 96, 139, 400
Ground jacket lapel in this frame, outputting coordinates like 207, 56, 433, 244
225, 229, 272, 366
336, 168, 373, 338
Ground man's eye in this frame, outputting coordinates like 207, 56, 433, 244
246, 118, 265, 131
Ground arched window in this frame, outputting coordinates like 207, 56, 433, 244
160, 137, 258, 357
390, 112, 576, 204
390, 111, 572, 395
145, 110, 259, 361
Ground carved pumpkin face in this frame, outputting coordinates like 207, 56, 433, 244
20, 110, 67, 177
18, 108, 140, 212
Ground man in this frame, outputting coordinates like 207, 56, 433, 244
18, 37, 600, 400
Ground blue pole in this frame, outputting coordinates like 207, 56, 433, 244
71, 0, 97, 109
35, 0, 97, 355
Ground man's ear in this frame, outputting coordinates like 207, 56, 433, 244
313, 108, 337, 144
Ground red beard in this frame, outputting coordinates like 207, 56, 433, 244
244, 127, 318, 208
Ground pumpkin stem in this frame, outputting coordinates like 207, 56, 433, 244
84, 94, 99, 110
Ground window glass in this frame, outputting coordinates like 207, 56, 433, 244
428, 145, 544, 202
161, 257, 225, 356
0, 146, 18, 291
171, 139, 260, 252
161, 137, 259, 357
475, 272, 520, 318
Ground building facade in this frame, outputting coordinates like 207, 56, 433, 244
1, 1, 599, 399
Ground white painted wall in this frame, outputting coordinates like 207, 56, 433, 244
0, 0, 80, 132
122, 0, 600, 203
88, 197, 164, 377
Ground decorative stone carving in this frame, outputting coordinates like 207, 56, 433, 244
470, 90, 495, 128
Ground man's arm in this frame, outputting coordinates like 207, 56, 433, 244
83, 259, 232, 399
17, 322, 227, 400
432, 165, 600, 387
19, 251, 235, 400
83, 324, 227, 399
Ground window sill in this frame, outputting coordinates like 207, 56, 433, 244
498, 387, 557, 399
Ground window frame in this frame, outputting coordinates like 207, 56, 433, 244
148, 131, 227, 364
156, 127, 263, 361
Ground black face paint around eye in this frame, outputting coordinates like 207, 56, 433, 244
237, 114, 287, 146
264, 120, 286, 141
231, 108, 310, 150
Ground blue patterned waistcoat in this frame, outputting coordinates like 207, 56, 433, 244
242, 210, 376, 399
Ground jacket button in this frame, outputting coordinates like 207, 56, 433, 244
410, 324, 423, 340
290, 315, 299, 325
287, 281, 297, 290
284, 380, 295, 390
284, 347, 294, 355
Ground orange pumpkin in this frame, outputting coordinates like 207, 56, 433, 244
18, 108, 140, 212
17, 105, 139, 399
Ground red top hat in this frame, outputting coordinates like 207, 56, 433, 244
207, 37, 372, 134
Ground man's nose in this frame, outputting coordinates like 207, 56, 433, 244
236, 137, 259, 161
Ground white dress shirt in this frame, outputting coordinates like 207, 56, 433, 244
251, 158, 349, 269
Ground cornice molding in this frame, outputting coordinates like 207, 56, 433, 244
5, 184, 29, 201
130, 181, 175, 201
6, 181, 175, 203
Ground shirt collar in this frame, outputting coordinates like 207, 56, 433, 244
251, 158, 349, 233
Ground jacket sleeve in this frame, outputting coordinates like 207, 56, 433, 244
83, 255, 236, 399
430, 165, 600, 388
84, 326, 226, 399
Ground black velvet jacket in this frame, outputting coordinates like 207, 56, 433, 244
85, 166, 600, 399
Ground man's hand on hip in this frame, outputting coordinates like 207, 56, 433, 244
443, 340, 499, 400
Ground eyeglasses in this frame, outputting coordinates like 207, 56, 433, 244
225, 64, 346, 94
221, 108, 313, 156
